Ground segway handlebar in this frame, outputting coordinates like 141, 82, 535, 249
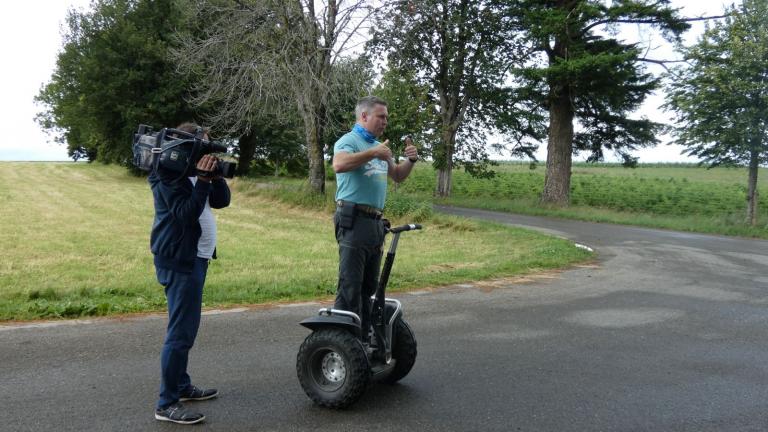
388, 223, 422, 234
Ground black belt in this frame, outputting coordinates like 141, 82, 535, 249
336, 200, 383, 219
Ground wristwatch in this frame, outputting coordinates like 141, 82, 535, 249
408, 157, 418, 163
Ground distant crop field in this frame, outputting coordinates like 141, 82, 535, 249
399, 162, 768, 238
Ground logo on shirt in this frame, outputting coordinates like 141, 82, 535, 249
363, 160, 388, 178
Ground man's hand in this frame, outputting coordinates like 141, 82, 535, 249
404, 136, 418, 162
372, 139, 393, 161
334, 139, 395, 173
196, 154, 218, 182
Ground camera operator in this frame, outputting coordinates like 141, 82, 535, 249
149, 123, 230, 425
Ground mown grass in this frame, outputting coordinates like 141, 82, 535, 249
397, 162, 768, 239
0, 162, 590, 321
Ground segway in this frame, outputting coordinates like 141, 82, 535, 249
296, 222, 422, 408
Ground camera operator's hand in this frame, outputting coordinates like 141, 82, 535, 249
196, 154, 218, 183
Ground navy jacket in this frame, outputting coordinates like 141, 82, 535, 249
149, 171, 231, 272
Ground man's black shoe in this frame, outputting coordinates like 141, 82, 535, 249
154, 402, 205, 425
179, 385, 219, 402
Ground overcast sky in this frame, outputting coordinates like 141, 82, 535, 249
0, 0, 735, 162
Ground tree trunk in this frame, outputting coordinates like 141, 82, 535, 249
541, 91, 574, 206
434, 127, 457, 197
746, 149, 759, 226
235, 131, 258, 176
436, 164, 453, 197
305, 114, 326, 194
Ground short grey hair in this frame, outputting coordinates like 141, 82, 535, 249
355, 96, 387, 119
175, 122, 211, 139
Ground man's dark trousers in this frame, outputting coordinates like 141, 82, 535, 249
155, 257, 208, 409
334, 210, 386, 339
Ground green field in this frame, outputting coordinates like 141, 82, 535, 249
0, 162, 590, 321
398, 162, 768, 238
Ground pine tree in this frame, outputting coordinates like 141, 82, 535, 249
513, 0, 689, 205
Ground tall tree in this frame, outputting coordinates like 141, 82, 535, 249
174, 0, 374, 194
372, 0, 540, 197
665, 0, 767, 226
35, 0, 197, 164
512, 0, 690, 205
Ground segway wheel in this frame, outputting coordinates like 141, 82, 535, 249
381, 317, 417, 384
296, 328, 370, 408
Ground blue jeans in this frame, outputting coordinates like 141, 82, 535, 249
155, 258, 208, 409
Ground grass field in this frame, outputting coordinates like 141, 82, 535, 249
0, 162, 590, 321
397, 162, 768, 238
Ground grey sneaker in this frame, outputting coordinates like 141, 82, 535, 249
179, 385, 219, 402
154, 402, 205, 425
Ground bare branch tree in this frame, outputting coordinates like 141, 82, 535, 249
174, 0, 375, 193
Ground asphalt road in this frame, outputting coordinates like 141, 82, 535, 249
2, 206, 768, 432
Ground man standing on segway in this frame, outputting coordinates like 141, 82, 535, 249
331, 95, 419, 342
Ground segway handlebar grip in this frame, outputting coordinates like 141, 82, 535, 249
389, 223, 422, 234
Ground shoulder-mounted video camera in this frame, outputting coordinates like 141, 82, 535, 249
132, 124, 237, 179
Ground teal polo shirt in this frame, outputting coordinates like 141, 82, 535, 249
334, 130, 388, 210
